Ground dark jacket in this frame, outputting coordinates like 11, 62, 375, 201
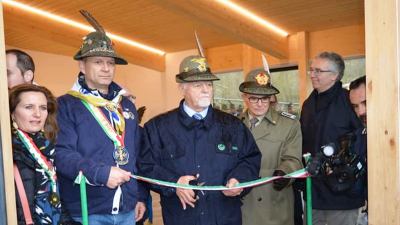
14, 146, 38, 225
55, 93, 147, 216
352, 127, 367, 202
300, 81, 363, 209
139, 101, 261, 225
13, 134, 79, 225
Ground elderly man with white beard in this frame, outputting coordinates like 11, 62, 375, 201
138, 55, 261, 225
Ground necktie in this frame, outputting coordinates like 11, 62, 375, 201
193, 113, 203, 120
250, 117, 259, 130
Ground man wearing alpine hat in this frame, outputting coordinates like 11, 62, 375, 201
240, 55, 303, 225
138, 33, 261, 225
55, 10, 147, 224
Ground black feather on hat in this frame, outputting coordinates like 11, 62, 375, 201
74, 10, 127, 65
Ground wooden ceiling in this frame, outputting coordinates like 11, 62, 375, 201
3, 0, 364, 71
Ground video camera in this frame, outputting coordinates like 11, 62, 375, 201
306, 132, 366, 193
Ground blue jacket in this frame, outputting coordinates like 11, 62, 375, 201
301, 81, 364, 209
138, 101, 261, 225
55, 93, 146, 216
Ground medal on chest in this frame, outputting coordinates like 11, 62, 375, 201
81, 100, 130, 166
113, 146, 129, 166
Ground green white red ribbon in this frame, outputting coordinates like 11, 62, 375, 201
80, 100, 125, 148
131, 168, 309, 190
15, 129, 58, 193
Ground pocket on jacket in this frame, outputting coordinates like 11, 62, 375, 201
159, 144, 186, 160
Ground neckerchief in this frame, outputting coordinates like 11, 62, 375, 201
68, 73, 126, 134
68, 74, 129, 166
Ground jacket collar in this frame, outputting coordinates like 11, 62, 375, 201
178, 99, 213, 130
77, 72, 122, 101
243, 108, 279, 140
312, 81, 343, 111
243, 108, 278, 126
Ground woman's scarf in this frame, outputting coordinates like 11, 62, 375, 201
12, 130, 61, 225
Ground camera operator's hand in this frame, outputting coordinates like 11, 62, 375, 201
273, 170, 290, 191
306, 153, 323, 176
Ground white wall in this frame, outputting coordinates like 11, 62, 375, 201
6, 47, 199, 124
6, 46, 164, 123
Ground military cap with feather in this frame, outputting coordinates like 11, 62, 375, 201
74, 10, 127, 65
175, 31, 219, 83
239, 54, 280, 95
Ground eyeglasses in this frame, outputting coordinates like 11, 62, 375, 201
307, 68, 334, 75
248, 96, 270, 103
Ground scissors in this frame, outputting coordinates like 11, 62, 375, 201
189, 180, 206, 199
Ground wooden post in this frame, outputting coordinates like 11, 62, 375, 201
242, 45, 256, 77
0, 3, 18, 225
365, 0, 400, 224
296, 31, 310, 105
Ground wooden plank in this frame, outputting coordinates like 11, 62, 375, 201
154, 0, 289, 59
365, 0, 400, 224
206, 25, 365, 73
0, 3, 18, 224
206, 44, 243, 73
4, 5, 166, 71
296, 31, 311, 105
309, 24, 365, 58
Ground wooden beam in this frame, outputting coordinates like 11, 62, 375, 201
4, 6, 165, 71
296, 31, 310, 105
206, 44, 243, 73
309, 24, 365, 58
0, 3, 17, 224
154, 0, 289, 59
365, 0, 400, 224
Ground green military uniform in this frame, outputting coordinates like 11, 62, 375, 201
241, 109, 302, 225
239, 67, 303, 225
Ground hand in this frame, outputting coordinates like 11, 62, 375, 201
106, 166, 131, 189
135, 201, 146, 222
222, 178, 243, 197
272, 170, 290, 191
176, 175, 198, 210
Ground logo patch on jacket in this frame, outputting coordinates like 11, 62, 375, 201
123, 109, 135, 120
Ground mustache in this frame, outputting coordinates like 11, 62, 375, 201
359, 114, 367, 122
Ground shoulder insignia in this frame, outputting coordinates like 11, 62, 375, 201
280, 111, 296, 120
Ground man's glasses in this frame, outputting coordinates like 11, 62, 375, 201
248, 96, 270, 103
307, 68, 334, 75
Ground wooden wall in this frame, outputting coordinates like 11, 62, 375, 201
0, 3, 17, 224
206, 24, 365, 104
365, 0, 400, 224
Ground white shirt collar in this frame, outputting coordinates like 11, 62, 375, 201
183, 101, 209, 118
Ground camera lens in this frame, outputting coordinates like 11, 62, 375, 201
322, 145, 335, 157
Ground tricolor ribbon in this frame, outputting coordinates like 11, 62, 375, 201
15, 129, 57, 193
79, 100, 125, 148
75, 168, 309, 223
68, 90, 125, 135
131, 168, 309, 191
